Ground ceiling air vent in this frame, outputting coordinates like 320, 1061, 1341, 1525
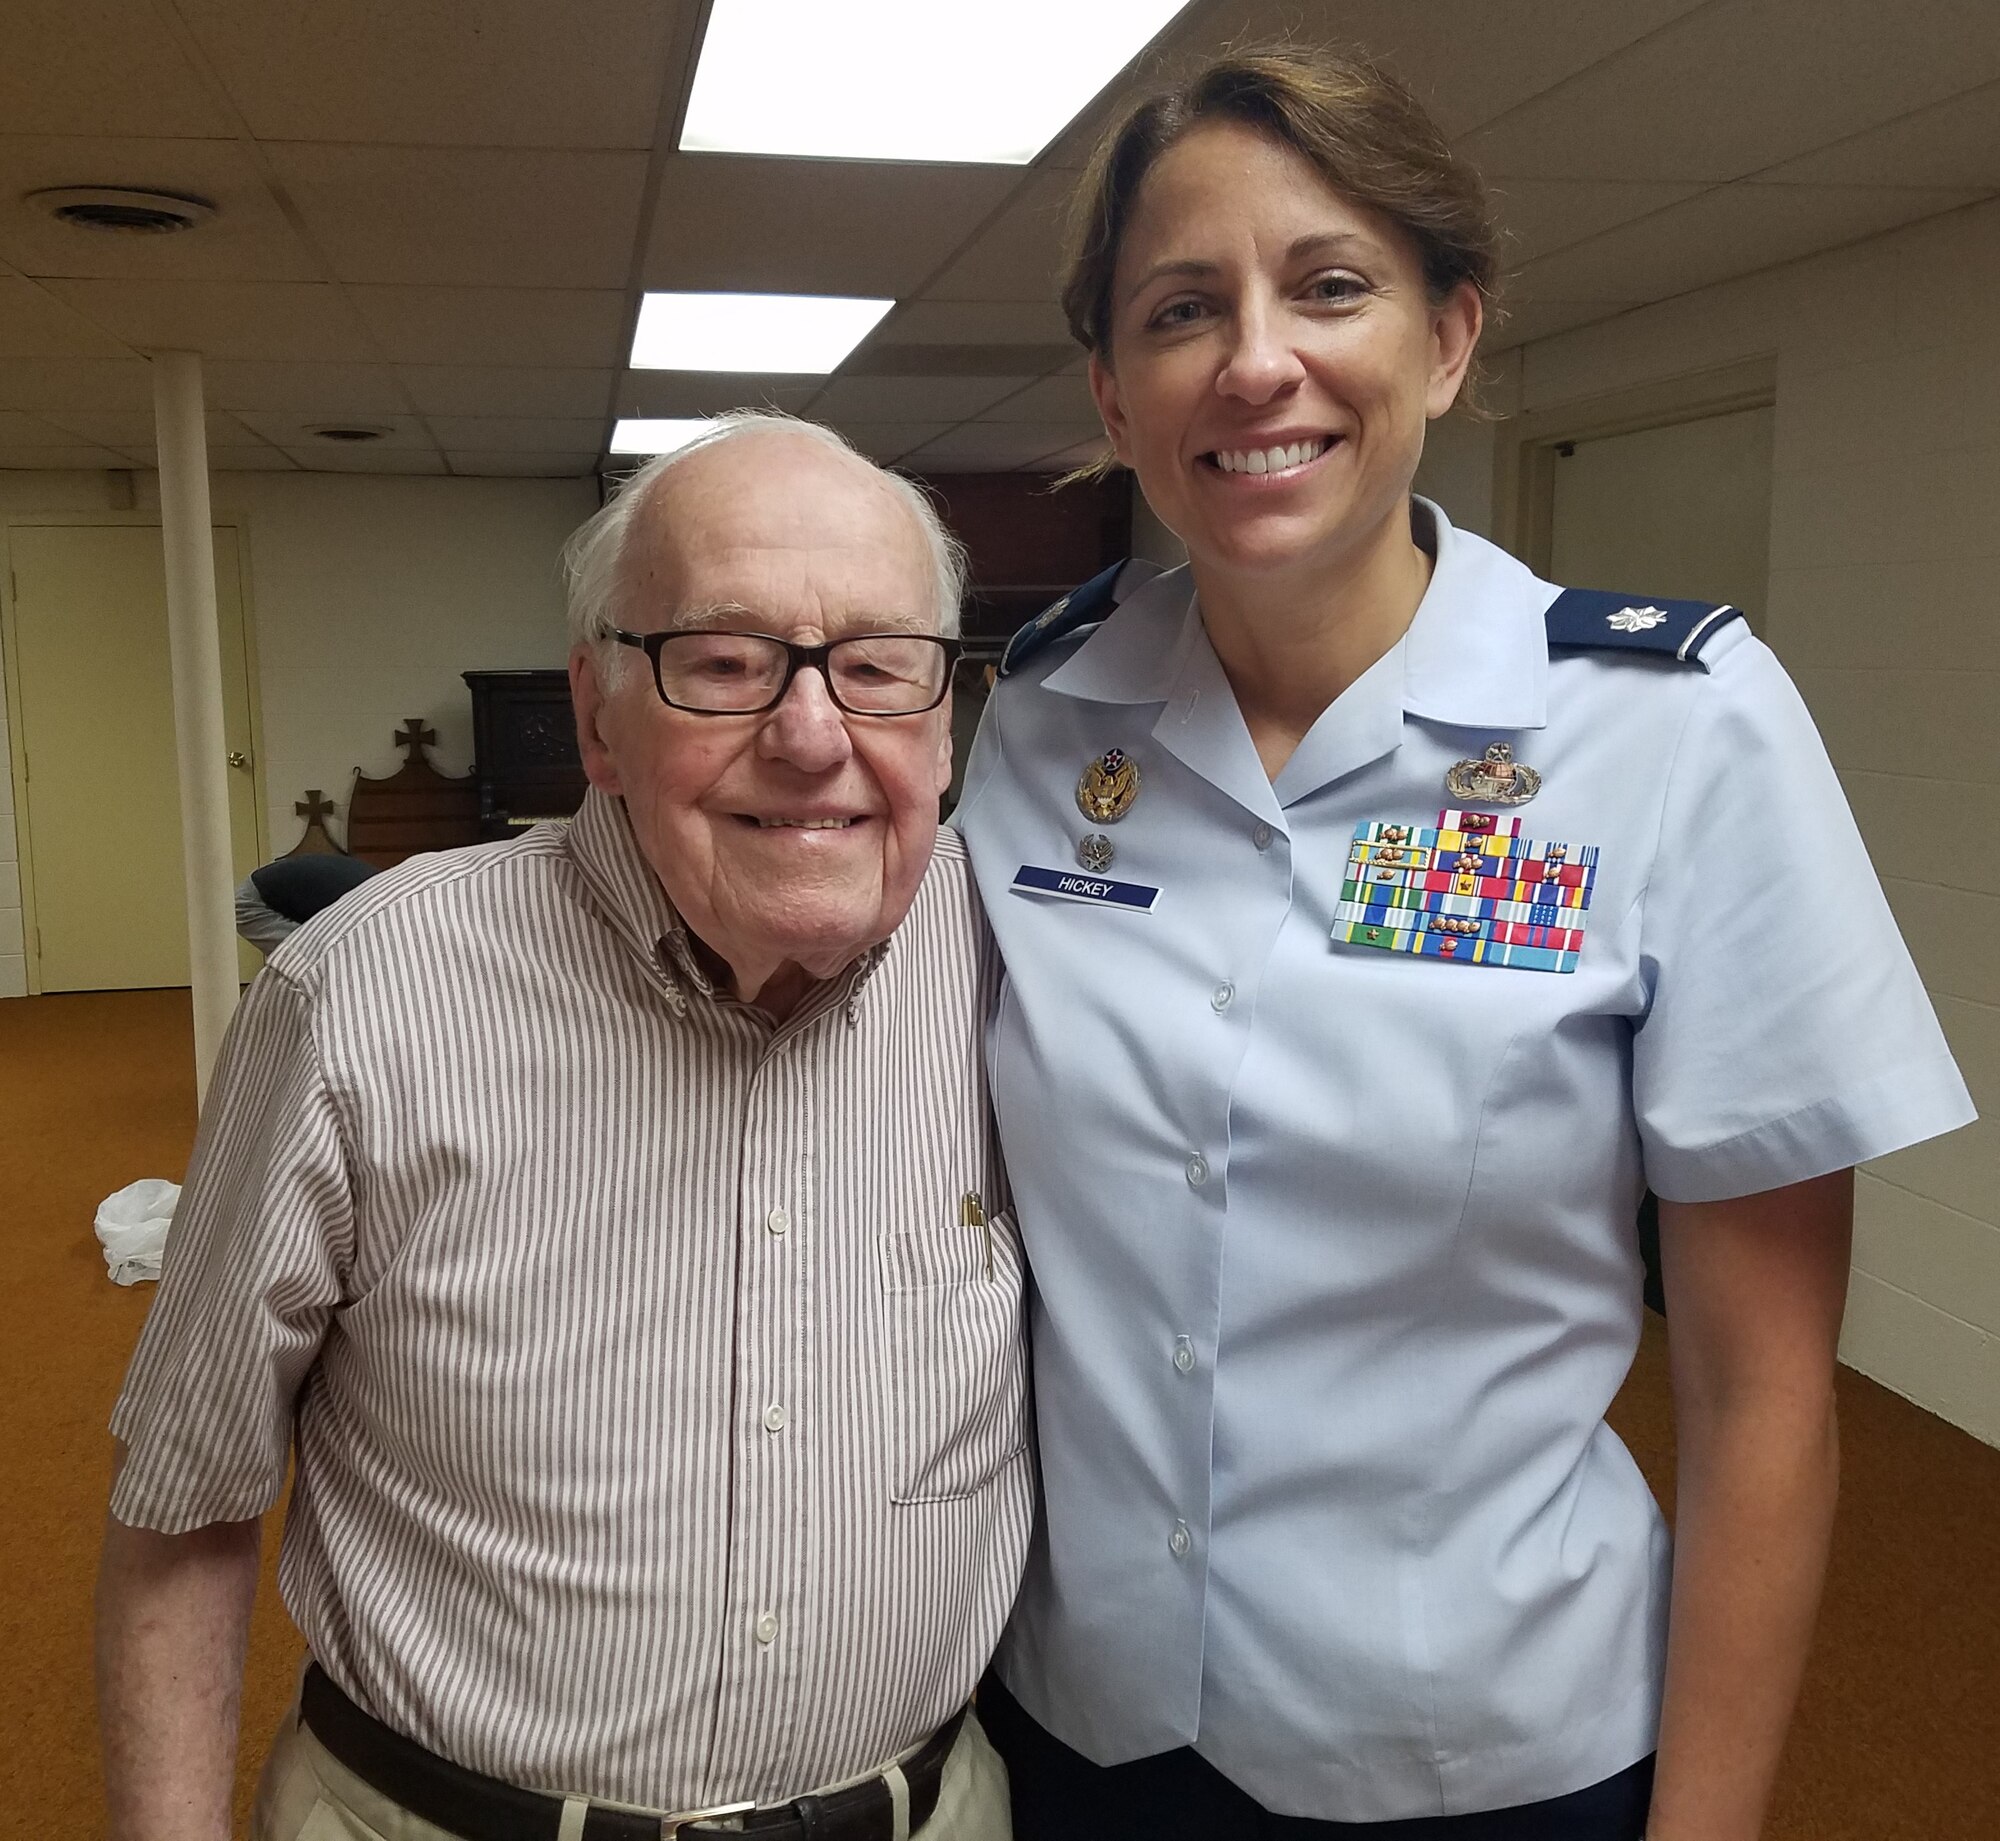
28, 187, 217, 234
306, 426, 391, 444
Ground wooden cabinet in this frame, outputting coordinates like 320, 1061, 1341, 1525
462, 670, 588, 841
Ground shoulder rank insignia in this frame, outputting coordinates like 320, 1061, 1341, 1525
1332, 810, 1598, 974
1544, 588, 1743, 668
999, 559, 1129, 678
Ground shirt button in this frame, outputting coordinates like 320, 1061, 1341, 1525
1252, 822, 1274, 851
1173, 1336, 1195, 1375
762, 1402, 787, 1433
766, 1205, 790, 1236
754, 1611, 780, 1645
1185, 1153, 1208, 1188
1210, 982, 1234, 1012
1169, 1521, 1192, 1559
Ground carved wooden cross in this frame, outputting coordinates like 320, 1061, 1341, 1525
295, 790, 336, 826
395, 718, 438, 760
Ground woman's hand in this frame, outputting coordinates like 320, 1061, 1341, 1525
1647, 1170, 1852, 1841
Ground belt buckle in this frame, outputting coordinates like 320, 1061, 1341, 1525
660, 1800, 755, 1838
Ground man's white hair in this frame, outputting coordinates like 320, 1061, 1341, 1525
562, 411, 966, 687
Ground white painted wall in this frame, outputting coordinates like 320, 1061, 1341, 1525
0, 469, 597, 996
1514, 198, 1998, 1445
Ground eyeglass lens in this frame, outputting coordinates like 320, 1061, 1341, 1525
656, 633, 950, 713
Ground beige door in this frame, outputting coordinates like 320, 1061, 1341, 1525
1548, 405, 1775, 627
7, 523, 263, 991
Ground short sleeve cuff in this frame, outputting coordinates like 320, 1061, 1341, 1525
1644, 1051, 1976, 1205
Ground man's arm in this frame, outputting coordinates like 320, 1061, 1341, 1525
1646, 1170, 1851, 1841
97, 1445, 264, 1841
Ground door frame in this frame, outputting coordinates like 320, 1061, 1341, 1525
1, 512, 266, 995
1490, 354, 1778, 577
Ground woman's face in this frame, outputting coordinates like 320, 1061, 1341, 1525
1089, 119, 1480, 589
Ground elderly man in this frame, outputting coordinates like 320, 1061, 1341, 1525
96, 415, 1029, 1841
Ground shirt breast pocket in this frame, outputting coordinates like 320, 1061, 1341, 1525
876, 1208, 1028, 1504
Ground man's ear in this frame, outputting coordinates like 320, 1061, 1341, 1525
569, 644, 625, 796
932, 692, 954, 800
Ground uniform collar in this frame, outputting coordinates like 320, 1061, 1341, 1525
1040, 498, 1553, 733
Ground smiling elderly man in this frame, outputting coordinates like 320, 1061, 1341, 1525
96, 415, 1029, 1841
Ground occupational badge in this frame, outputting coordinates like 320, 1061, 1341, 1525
1443, 741, 1542, 807
1606, 605, 1669, 633
1076, 832, 1115, 872
1076, 747, 1140, 824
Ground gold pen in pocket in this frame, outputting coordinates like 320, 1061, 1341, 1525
960, 1191, 992, 1278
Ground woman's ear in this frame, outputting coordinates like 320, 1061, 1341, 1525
1087, 352, 1136, 468
1425, 282, 1484, 420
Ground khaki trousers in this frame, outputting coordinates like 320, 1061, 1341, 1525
252, 1701, 1013, 1841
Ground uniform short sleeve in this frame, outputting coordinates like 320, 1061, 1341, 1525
1632, 628, 1974, 1203
109, 964, 353, 1532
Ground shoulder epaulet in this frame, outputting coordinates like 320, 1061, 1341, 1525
1544, 588, 1744, 667
998, 560, 1129, 678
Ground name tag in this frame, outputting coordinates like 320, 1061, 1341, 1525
1010, 864, 1160, 913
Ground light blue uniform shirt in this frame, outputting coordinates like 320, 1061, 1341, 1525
952, 501, 1973, 1821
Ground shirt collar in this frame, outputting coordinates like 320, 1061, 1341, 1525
563, 785, 889, 1021
1038, 498, 1553, 732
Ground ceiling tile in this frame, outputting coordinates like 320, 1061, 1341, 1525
924, 167, 1073, 303
844, 341, 1074, 379
267, 144, 649, 289
904, 423, 1096, 470
173, 0, 683, 148
615, 372, 820, 417
0, 357, 153, 412
42, 278, 376, 361
1760, 81, 2000, 189
0, 0, 228, 137
1461, 0, 2000, 183
643, 156, 1018, 295
1488, 179, 1706, 266
1482, 298, 1630, 352
150, 446, 301, 472
0, 444, 132, 469
399, 365, 614, 418
37, 410, 258, 449
427, 416, 606, 451
808, 376, 1028, 423
203, 360, 407, 416
1510, 181, 1988, 307
832, 424, 956, 462
0, 276, 134, 358
277, 445, 447, 475
0, 411, 88, 446
888, 300, 1075, 346
0, 138, 316, 282
238, 412, 435, 451
979, 372, 1099, 423
445, 451, 601, 477
349, 287, 628, 367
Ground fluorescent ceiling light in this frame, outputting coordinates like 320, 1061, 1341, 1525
681, 0, 1196, 165
609, 419, 714, 455
629, 292, 893, 373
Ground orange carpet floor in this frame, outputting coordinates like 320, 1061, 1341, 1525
3, 989, 1995, 1837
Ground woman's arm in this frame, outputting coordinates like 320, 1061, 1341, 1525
1647, 1170, 1852, 1841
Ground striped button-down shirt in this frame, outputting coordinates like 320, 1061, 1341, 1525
111, 787, 1031, 1810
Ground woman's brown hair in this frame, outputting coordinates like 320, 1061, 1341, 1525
1060, 45, 1501, 362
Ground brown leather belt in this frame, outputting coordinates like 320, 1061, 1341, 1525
300, 1663, 963, 1841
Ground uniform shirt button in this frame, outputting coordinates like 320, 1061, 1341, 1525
762, 1402, 787, 1433
1210, 982, 1234, 1012
1169, 1521, 1192, 1559
1185, 1153, 1209, 1188
1173, 1336, 1196, 1375
766, 1205, 790, 1236
754, 1611, 780, 1645
1251, 822, 1274, 851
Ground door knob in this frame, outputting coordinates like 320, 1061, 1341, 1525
227, 750, 251, 768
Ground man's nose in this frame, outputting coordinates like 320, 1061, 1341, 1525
757, 663, 854, 771
1216, 297, 1305, 404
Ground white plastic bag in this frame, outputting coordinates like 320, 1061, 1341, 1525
94, 1178, 180, 1286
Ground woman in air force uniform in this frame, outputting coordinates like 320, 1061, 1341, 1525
951, 47, 1975, 1841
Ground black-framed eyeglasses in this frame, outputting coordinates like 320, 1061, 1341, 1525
612, 628, 962, 716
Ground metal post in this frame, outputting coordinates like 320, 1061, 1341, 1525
152, 350, 238, 1099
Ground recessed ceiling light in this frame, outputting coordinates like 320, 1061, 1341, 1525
306, 424, 391, 443
629, 293, 893, 374
609, 419, 715, 455
681, 0, 1196, 164
27, 186, 216, 233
